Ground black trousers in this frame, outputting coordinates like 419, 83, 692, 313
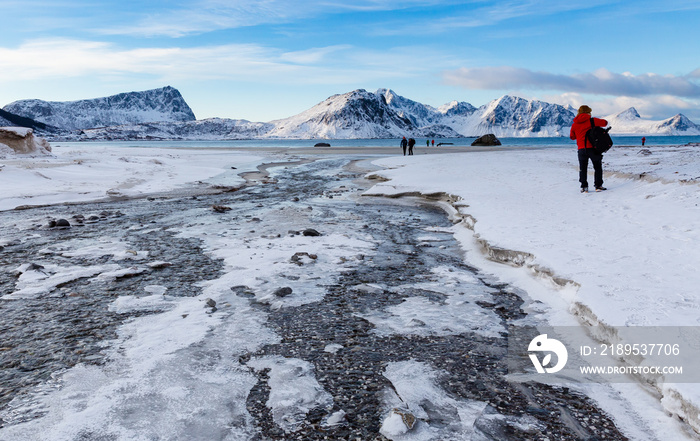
578, 148, 603, 188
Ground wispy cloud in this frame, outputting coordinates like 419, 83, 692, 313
0, 38, 449, 86
97, 0, 464, 37
280, 46, 352, 64
443, 66, 700, 98
370, 0, 608, 36
0, 39, 308, 81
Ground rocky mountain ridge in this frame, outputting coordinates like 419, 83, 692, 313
3, 86, 195, 132
3, 86, 699, 140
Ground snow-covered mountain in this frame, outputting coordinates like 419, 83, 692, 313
604, 107, 700, 135
380, 89, 441, 127
262, 89, 575, 139
78, 118, 272, 141
5, 86, 699, 140
264, 89, 460, 139
3, 86, 195, 132
442, 95, 575, 137
0, 108, 56, 133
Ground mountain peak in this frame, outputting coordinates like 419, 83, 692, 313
616, 107, 641, 119
3, 86, 196, 131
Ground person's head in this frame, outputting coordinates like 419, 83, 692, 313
577, 105, 592, 115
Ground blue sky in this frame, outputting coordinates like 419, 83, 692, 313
1, 0, 699, 122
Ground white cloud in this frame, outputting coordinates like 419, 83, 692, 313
0, 39, 309, 82
280, 45, 352, 64
0, 39, 449, 87
540, 92, 700, 121
443, 66, 700, 98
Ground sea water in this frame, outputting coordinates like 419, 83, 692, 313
52, 135, 700, 150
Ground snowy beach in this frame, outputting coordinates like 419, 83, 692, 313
1, 141, 699, 440
365, 143, 700, 437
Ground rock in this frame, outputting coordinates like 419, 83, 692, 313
302, 228, 321, 237
212, 205, 232, 213
273, 287, 293, 297
25, 263, 46, 273
205, 298, 217, 312
638, 149, 652, 156
49, 218, 71, 228
381, 408, 417, 436
314, 142, 331, 147
290, 252, 318, 265
0, 127, 51, 154
471, 134, 501, 146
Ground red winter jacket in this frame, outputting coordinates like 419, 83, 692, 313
570, 113, 608, 150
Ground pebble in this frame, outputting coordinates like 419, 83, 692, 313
273, 287, 293, 297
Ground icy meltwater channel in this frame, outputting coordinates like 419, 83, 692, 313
0, 158, 629, 440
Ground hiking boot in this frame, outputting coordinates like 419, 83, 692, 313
595, 186, 607, 192
580, 187, 588, 193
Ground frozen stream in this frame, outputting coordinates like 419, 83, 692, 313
0, 157, 631, 440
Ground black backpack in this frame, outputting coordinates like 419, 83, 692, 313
586, 118, 613, 154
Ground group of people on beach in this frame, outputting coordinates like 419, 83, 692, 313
400, 137, 415, 156
400, 137, 437, 155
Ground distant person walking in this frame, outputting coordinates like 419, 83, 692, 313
642, 136, 646, 146
570, 105, 608, 193
408, 138, 416, 155
426, 139, 430, 147
401, 136, 408, 156
431, 139, 435, 146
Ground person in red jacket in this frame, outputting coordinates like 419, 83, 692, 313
570, 105, 608, 192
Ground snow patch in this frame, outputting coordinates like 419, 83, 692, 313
380, 360, 487, 440
246, 356, 333, 433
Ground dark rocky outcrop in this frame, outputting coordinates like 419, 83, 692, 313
471, 134, 501, 146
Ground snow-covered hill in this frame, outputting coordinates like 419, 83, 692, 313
604, 108, 700, 135
264, 89, 460, 139
4, 86, 699, 140
0, 108, 56, 133
442, 95, 575, 137
3, 86, 196, 131
77, 118, 273, 141
262, 89, 576, 139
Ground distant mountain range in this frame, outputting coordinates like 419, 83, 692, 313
3, 86, 195, 132
2, 86, 699, 140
